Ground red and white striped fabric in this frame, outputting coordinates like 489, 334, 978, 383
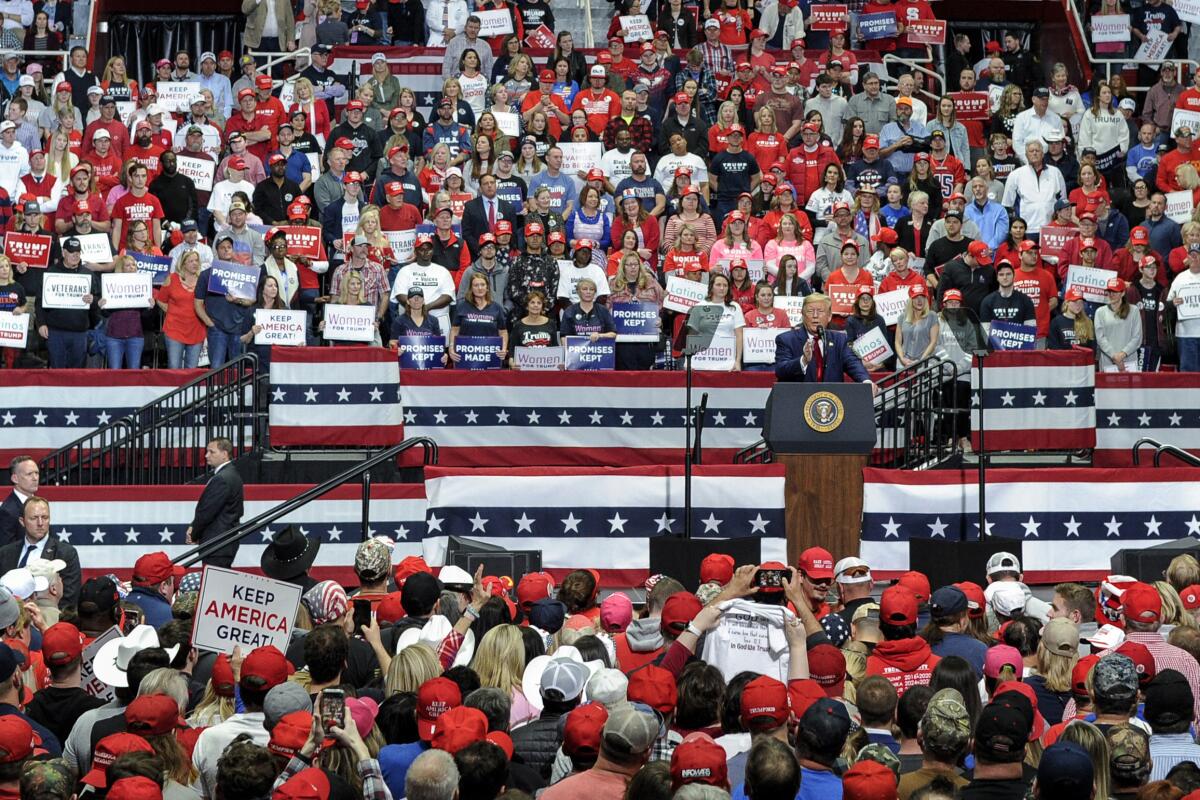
970, 350, 1096, 451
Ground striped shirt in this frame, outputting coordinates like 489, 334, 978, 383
1150, 733, 1200, 781
1126, 632, 1200, 724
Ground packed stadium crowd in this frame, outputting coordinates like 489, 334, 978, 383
0, 0, 1196, 373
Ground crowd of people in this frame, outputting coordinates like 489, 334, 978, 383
0, 0, 1195, 373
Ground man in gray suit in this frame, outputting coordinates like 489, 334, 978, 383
186, 438, 245, 568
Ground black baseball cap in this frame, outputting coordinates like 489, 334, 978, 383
400, 571, 442, 615
62, 237, 81, 253
1144, 669, 1194, 727
797, 698, 851, 753
975, 694, 1033, 763
79, 576, 120, 615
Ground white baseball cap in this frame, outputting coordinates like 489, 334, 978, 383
989, 583, 1027, 617
0, 568, 47, 600
1086, 623, 1126, 651
986, 551, 1021, 575
833, 556, 872, 584
200, 51, 217, 63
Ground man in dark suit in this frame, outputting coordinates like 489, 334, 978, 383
0, 497, 81, 609
186, 438, 244, 569
0, 456, 40, 549
461, 173, 519, 262
775, 293, 877, 391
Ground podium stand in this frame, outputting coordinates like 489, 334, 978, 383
763, 383, 876, 566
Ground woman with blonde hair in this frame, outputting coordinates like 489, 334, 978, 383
439, 76, 475, 128
748, 106, 787, 175
1154, 581, 1197, 629
763, 213, 816, 282
100, 55, 139, 103
503, 54, 534, 107
45, 129, 77, 184
363, 54, 401, 117
384, 643, 441, 695
990, 84, 1025, 141
291, 77, 331, 141
609, 253, 664, 370
895, 285, 939, 367
473, 624, 536, 726
1167, 555, 1200, 594
354, 206, 392, 262
709, 101, 741, 154
1059, 721, 1110, 800
125, 694, 197, 785
1025, 617, 1079, 724
1095, 276, 1142, 371
1049, 288, 1096, 352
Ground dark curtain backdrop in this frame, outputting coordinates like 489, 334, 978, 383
108, 15, 243, 87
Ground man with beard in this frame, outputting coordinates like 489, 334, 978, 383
53, 164, 110, 235
272, 123, 313, 193
371, 144, 423, 210
253, 154, 303, 225
126, 121, 165, 181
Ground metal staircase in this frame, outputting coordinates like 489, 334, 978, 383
39, 354, 263, 486
1133, 438, 1200, 469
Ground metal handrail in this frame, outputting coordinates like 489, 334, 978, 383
581, 0, 595, 49
872, 356, 960, 469
174, 437, 439, 567
1132, 437, 1200, 468
882, 53, 945, 98
247, 47, 313, 80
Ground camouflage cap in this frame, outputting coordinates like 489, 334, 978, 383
172, 591, 199, 618
854, 742, 900, 778
921, 688, 971, 750
354, 538, 392, 582
1094, 653, 1139, 700
20, 758, 73, 798
1106, 723, 1151, 780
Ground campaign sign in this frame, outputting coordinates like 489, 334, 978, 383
192, 566, 302, 654
1176, 0, 1200, 24
620, 13, 653, 41
208, 260, 261, 301
810, 4, 848, 30
612, 301, 660, 342
397, 335, 446, 369
176, 154, 216, 192
851, 327, 894, 364
158, 81, 201, 113
773, 294, 806, 322
564, 336, 616, 370
743, 327, 784, 364
1065, 265, 1119, 304
525, 24, 555, 49
1171, 109, 1200, 140
75, 233, 114, 263
493, 111, 520, 138
1166, 189, 1195, 224
1134, 31, 1171, 62
282, 225, 324, 259
0, 311, 26, 349
1036, 226, 1076, 265
692, 335, 737, 371
116, 101, 137, 126
874, 287, 913, 326
254, 309, 307, 346
323, 303, 376, 342
80, 626, 121, 701
3, 232, 51, 267
131, 253, 172, 286
905, 19, 947, 44
383, 230, 416, 264
948, 92, 991, 122
664, 276, 709, 313
988, 321, 1038, 350
560, 143, 604, 176
101, 272, 154, 309
827, 284, 861, 315
475, 8, 515, 36
858, 11, 897, 40
455, 335, 504, 369
716, 258, 766, 282
41, 272, 93, 309
1177, 284, 1200, 320
1091, 14, 1131, 42
514, 346, 564, 370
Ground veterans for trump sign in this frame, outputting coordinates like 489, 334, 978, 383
41, 272, 93, 309
192, 566, 302, 653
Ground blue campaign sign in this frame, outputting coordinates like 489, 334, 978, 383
207, 260, 261, 301
564, 336, 616, 370
456, 336, 504, 370
131, 253, 172, 287
397, 335, 446, 370
988, 321, 1037, 351
611, 301, 661, 343
859, 11, 898, 40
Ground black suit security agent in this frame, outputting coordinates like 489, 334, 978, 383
0, 456, 39, 549
0, 497, 81, 609
462, 174, 520, 261
186, 437, 245, 569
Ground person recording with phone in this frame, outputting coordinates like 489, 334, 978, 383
774, 292, 877, 394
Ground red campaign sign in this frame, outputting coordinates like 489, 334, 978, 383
525, 24, 555, 49
828, 285, 860, 315
450, 193, 473, 220
714, 71, 732, 98
281, 226, 325, 259
1038, 226, 1076, 264
810, 4, 848, 31
904, 19, 946, 45
4, 232, 52, 268
949, 92, 991, 122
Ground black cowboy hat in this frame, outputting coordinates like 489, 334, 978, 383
260, 525, 321, 580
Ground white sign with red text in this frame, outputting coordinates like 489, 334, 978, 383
192, 566, 302, 653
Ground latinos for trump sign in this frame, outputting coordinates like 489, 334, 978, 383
564, 336, 616, 370
101, 272, 154, 309
858, 11, 897, 40
455, 336, 504, 369
3, 232, 51, 267
208, 260, 261, 301
0, 311, 26, 349
1066, 265, 1119, 304
612, 302, 660, 342
397, 335, 446, 369
851, 327, 893, 363
254, 310, 307, 346
663, 276, 708, 313
192, 566, 302, 653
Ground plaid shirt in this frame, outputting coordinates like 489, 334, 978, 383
1126, 632, 1200, 723
673, 68, 720, 128
329, 259, 391, 305
649, 729, 683, 764
699, 39, 734, 77
602, 115, 655, 154
275, 756, 394, 800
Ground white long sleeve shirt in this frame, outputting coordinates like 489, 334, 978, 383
1167, 268, 1200, 338
1001, 162, 1066, 234
1078, 109, 1130, 160
1011, 108, 1065, 164
700, 599, 794, 683
0, 140, 29, 200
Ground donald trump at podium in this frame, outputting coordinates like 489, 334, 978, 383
775, 293, 877, 393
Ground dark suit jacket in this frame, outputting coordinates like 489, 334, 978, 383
190, 464, 245, 563
774, 327, 871, 383
0, 534, 81, 609
0, 493, 22, 549
461, 195, 519, 261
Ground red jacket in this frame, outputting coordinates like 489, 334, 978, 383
784, 143, 841, 205
865, 636, 939, 696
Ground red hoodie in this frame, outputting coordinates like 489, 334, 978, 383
865, 637, 939, 696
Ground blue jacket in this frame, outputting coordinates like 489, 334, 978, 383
126, 585, 174, 629
965, 199, 1010, 251
774, 327, 870, 383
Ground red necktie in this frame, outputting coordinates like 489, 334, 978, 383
487, 199, 496, 229
813, 335, 825, 382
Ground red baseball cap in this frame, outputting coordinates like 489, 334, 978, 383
955, 581, 986, 619
628, 664, 678, 714
124, 694, 183, 737
968, 240, 993, 265
1116, 640, 1157, 687
269, 711, 319, 758
770, 64, 788, 76
1017, 239, 1039, 252
674, 91, 690, 105
1106, 276, 1126, 292
237, 87, 255, 100
539, 69, 555, 82
842, 760, 896, 800
880, 585, 918, 626
943, 288, 964, 303
131, 552, 186, 586
670, 734, 729, 790
516, 572, 554, 608
872, 227, 899, 245
798, 546, 834, 580
787, 678, 827, 719
1122, 582, 1163, 624
415, 233, 434, 248
675, 165, 693, 177
807, 644, 847, 696
496, 220, 514, 235
586, 167, 605, 181
107, 776, 163, 800
1180, 585, 1200, 610
993, 681, 1046, 741
1072, 654, 1099, 696
863, 134, 880, 149
55, 80, 70, 93
387, 142, 410, 158
228, 156, 246, 171
548, 230, 567, 245
1064, 287, 1086, 302
563, 704, 608, 758
343, 170, 363, 184
897, 570, 931, 603
431, 705, 489, 754
240, 645, 294, 690
274, 767, 330, 800
740, 676, 790, 729
256, 74, 273, 90
478, 232, 497, 247
1080, 237, 1098, 251
346, 100, 365, 112
1131, 226, 1150, 244
661, 592, 703, 635
82, 733, 152, 787
268, 153, 287, 166
376, 592, 405, 624
525, 221, 544, 236
699, 553, 735, 585
40, 622, 83, 667
417, 677, 462, 740
288, 201, 308, 220
832, 200, 851, 214
211, 654, 236, 697
728, 123, 745, 135
384, 181, 405, 198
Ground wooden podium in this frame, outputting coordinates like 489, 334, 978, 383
762, 384, 876, 566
